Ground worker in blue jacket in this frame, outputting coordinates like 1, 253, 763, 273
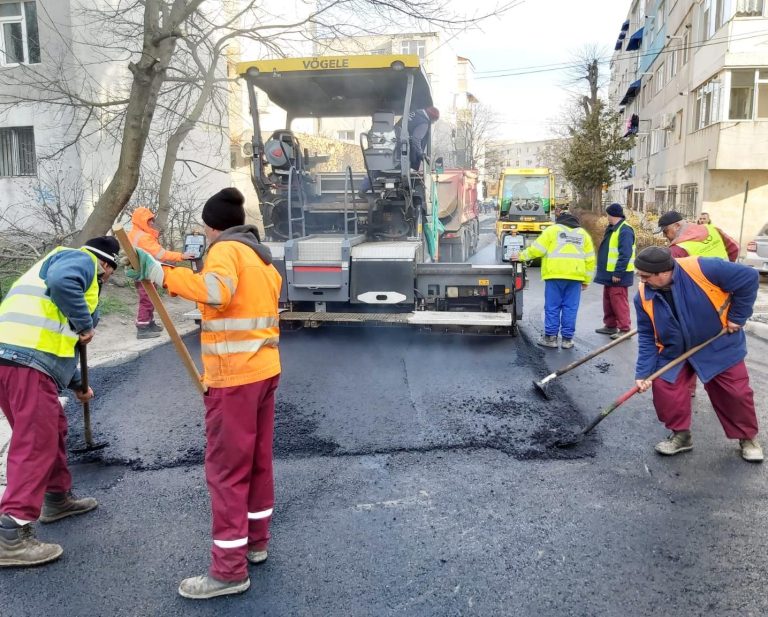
633, 246, 761, 462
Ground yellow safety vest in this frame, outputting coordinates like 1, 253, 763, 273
520, 224, 596, 283
607, 220, 636, 272
0, 248, 100, 358
677, 224, 728, 259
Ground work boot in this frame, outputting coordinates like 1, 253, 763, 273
739, 439, 764, 463
655, 430, 693, 456
247, 549, 268, 565
0, 515, 63, 567
560, 338, 574, 349
595, 326, 619, 335
178, 574, 250, 600
148, 320, 163, 332
537, 335, 558, 348
39, 491, 98, 524
610, 330, 630, 340
136, 325, 161, 339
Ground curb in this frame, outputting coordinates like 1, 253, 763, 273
746, 319, 768, 343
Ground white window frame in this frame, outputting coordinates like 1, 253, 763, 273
735, 0, 765, 16
727, 68, 768, 119
693, 76, 723, 130
400, 39, 426, 59
337, 130, 355, 142
655, 63, 665, 94
0, 1, 39, 66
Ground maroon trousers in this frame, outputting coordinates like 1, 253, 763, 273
135, 282, 154, 326
205, 375, 280, 582
0, 365, 72, 522
602, 285, 631, 332
652, 361, 758, 439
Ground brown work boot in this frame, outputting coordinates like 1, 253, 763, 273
655, 430, 693, 456
0, 515, 63, 567
136, 325, 161, 339
39, 491, 98, 524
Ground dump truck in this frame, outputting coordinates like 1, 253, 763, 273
435, 168, 480, 263
495, 167, 556, 263
234, 54, 524, 334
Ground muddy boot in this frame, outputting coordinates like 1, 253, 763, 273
560, 338, 574, 349
247, 549, 268, 565
136, 325, 161, 339
595, 327, 619, 335
147, 320, 164, 332
39, 491, 98, 524
655, 430, 693, 456
537, 335, 558, 348
178, 574, 250, 600
0, 515, 63, 567
740, 439, 764, 463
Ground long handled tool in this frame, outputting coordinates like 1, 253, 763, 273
533, 329, 637, 399
113, 225, 206, 395
71, 342, 109, 454
554, 327, 728, 448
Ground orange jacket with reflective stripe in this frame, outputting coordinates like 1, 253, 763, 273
638, 256, 729, 352
163, 228, 281, 389
128, 207, 185, 262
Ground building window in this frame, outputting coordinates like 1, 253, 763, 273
675, 110, 684, 142
669, 50, 678, 80
680, 184, 698, 218
693, 77, 722, 130
657, 0, 666, 28
667, 185, 678, 210
729, 69, 768, 119
337, 130, 355, 142
0, 126, 36, 176
400, 39, 426, 59
370, 47, 390, 55
0, 1, 40, 65
682, 30, 690, 65
735, 0, 764, 16
655, 63, 665, 94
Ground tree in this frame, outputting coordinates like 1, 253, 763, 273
0, 1, 519, 245
453, 101, 498, 169
559, 51, 633, 212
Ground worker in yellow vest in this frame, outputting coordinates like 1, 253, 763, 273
655, 210, 738, 261
0, 237, 119, 568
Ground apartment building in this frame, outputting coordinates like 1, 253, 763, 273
609, 0, 768, 246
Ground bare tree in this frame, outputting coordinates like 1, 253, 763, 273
452, 101, 498, 169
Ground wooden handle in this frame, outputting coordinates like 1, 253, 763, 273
78, 341, 94, 445
113, 225, 206, 395
645, 328, 728, 382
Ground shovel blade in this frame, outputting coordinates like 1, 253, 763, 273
532, 378, 551, 400
71, 441, 109, 454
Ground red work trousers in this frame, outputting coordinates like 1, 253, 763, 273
205, 374, 280, 582
135, 282, 154, 326
0, 365, 72, 522
602, 285, 631, 332
652, 361, 758, 439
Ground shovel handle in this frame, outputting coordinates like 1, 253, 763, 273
552, 328, 638, 378
78, 342, 94, 446
113, 226, 206, 395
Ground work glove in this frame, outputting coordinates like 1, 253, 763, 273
125, 248, 165, 287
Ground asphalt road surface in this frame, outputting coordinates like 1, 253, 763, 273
3, 225, 768, 617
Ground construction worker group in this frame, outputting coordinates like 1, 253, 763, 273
0, 191, 763, 600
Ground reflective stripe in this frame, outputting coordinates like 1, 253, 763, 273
202, 317, 279, 332
248, 508, 273, 520
213, 537, 248, 549
3, 284, 48, 299
201, 336, 279, 356
0, 312, 74, 335
203, 273, 236, 307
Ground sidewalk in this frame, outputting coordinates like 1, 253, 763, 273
746, 278, 768, 342
0, 288, 197, 497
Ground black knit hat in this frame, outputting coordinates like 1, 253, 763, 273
635, 246, 675, 273
202, 187, 246, 231
606, 203, 624, 217
654, 210, 684, 234
83, 236, 120, 269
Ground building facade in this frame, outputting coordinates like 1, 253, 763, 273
609, 0, 768, 247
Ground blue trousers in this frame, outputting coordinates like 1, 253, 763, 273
544, 279, 582, 339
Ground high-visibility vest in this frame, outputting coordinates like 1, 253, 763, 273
638, 256, 730, 352
677, 224, 728, 259
521, 224, 595, 282
0, 248, 100, 358
606, 220, 635, 272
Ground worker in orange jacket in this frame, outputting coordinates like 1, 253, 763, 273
127, 207, 194, 339
126, 187, 281, 600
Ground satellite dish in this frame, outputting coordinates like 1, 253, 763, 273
241, 141, 254, 158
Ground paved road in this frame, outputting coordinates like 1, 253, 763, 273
3, 227, 768, 617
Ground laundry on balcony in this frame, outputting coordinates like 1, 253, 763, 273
619, 81, 641, 106
623, 114, 640, 137
625, 27, 644, 51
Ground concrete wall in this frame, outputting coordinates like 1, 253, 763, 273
704, 169, 768, 245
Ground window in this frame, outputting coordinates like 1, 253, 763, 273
729, 70, 755, 119
337, 130, 355, 142
657, 0, 666, 28
679, 184, 698, 219
0, 126, 36, 176
667, 185, 678, 210
650, 128, 668, 154
400, 39, 425, 59
0, 1, 39, 65
682, 30, 690, 65
700, 0, 712, 41
693, 77, 722, 130
370, 47, 390, 55
675, 110, 684, 142
655, 63, 665, 93
669, 50, 678, 80
736, 0, 764, 16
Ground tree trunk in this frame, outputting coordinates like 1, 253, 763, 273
591, 186, 602, 213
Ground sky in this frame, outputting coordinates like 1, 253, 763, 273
448, 0, 631, 141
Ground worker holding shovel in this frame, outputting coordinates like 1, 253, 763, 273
126, 187, 282, 600
0, 236, 120, 567
633, 246, 762, 462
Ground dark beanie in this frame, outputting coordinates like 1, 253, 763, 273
84, 236, 119, 269
556, 212, 580, 228
606, 203, 624, 217
635, 246, 674, 273
202, 187, 246, 231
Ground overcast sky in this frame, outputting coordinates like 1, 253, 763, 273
449, 0, 631, 142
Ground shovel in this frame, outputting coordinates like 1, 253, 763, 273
553, 327, 728, 448
71, 342, 109, 454
533, 329, 637, 399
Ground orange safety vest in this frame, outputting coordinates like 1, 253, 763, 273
164, 239, 281, 388
638, 257, 729, 352
127, 207, 185, 262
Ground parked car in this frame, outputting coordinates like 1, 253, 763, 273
743, 222, 768, 276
